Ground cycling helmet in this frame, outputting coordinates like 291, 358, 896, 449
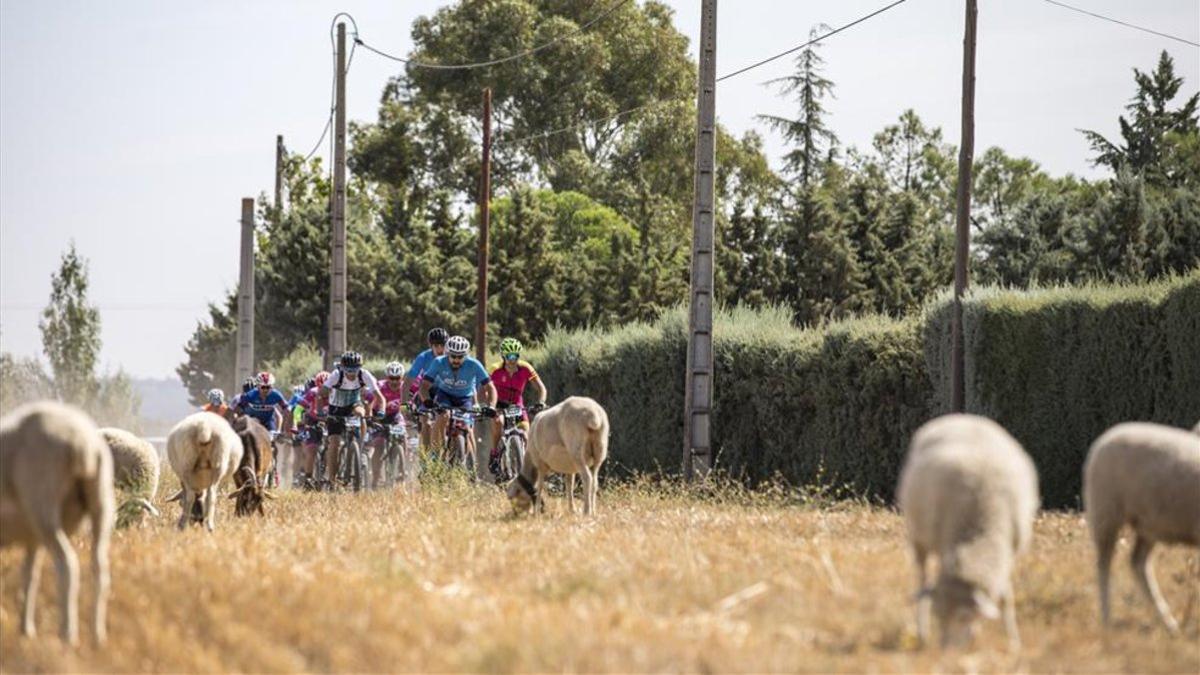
384, 361, 404, 378
313, 371, 331, 388
241, 377, 255, 393
499, 337, 523, 357
340, 351, 363, 368
207, 388, 225, 405
427, 327, 448, 345
446, 335, 470, 356
292, 384, 305, 395
305, 378, 316, 390
255, 371, 275, 387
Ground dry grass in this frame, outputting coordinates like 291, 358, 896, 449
1, 474, 1197, 673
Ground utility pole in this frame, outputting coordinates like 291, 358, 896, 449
329, 21, 348, 358
951, 0, 977, 412
235, 197, 255, 387
684, 0, 717, 482
475, 87, 492, 362
274, 134, 284, 220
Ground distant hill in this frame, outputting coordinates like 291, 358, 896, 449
132, 376, 193, 434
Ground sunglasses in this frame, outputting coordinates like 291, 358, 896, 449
448, 355, 465, 361
504, 353, 519, 361
344, 366, 360, 373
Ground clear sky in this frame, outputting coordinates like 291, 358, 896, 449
1, 0, 1197, 379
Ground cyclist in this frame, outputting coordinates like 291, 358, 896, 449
487, 338, 547, 479
201, 388, 234, 422
418, 335, 497, 463
318, 351, 383, 488
295, 371, 330, 488
229, 377, 255, 415
287, 384, 305, 409
402, 328, 448, 450
236, 371, 292, 433
369, 361, 409, 488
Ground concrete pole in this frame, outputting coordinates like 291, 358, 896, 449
475, 88, 492, 363
329, 22, 348, 357
235, 197, 255, 387
951, 0, 977, 412
684, 0, 717, 482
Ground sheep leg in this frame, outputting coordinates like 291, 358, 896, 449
1131, 534, 1180, 634
20, 545, 43, 637
1091, 518, 1119, 627
1002, 581, 1020, 652
84, 472, 113, 644
176, 486, 192, 530
566, 473, 576, 514
204, 486, 217, 533
913, 547, 930, 646
580, 466, 595, 516
44, 528, 80, 645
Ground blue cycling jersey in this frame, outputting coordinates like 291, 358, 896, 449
238, 388, 286, 430
406, 348, 438, 380
422, 355, 490, 399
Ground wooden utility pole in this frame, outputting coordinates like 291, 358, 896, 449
329, 22, 348, 357
475, 87, 492, 362
235, 197, 255, 386
951, 0, 977, 412
684, 0, 717, 482
274, 134, 284, 218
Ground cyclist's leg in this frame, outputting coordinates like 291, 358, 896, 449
325, 410, 347, 484
369, 434, 385, 488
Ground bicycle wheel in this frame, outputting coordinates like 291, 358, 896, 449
506, 434, 525, 479
348, 436, 363, 492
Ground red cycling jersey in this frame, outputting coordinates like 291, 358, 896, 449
489, 360, 539, 407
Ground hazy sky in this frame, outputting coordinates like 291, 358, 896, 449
2, 0, 1197, 379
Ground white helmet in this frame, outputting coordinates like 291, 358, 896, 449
384, 361, 404, 378
207, 388, 225, 405
446, 335, 470, 356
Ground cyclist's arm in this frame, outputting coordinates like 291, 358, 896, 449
530, 377, 547, 405
418, 376, 435, 403
478, 380, 497, 408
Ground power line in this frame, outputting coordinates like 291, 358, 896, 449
302, 13, 359, 163
351, 0, 631, 70
715, 0, 910, 83
1043, 0, 1199, 48
495, 0, 907, 148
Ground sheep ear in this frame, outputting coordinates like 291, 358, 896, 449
165, 490, 182, 503
973, 590, 1001, 620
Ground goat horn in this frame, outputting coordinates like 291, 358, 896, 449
133, 498, 160, 517
165, 490, 183, 503
262, 490, 277, 500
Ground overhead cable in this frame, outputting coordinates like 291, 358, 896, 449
1043, 0, 1199, 48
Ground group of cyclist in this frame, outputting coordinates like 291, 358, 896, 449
200, 328, 548, 491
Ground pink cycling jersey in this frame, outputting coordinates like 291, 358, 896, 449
378, 380, 406, 414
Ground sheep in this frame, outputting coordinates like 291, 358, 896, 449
0, 402, 114, 646
98, 427, 161, 525
229, 416, 276, 517
506, 396, 609, 516
1083, 421, 1200, 634
166, 411, 243, 532
897, 413, 1040, 650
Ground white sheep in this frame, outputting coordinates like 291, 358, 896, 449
98, 427, 161, 524
506, 396, 609, 516
897, 413, 1040, 649
166, 411, 243, 532
1083, 421, 1200, 634
0, 402, 114, 646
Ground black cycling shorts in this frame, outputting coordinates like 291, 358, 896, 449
326, 404, 358, 435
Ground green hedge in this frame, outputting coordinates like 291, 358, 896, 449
531, 270, 1199, 507
925, 270, 1200, 507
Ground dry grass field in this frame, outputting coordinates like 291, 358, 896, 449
1, 473, 1197, 673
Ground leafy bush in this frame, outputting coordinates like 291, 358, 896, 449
534, 271, 1199, 507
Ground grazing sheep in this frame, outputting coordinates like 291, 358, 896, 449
897, 413, 1040, 650
229, 416, 276, 517
98, 427, 160, 524
1083, 421, 1200, 634
0, 402, 114, 646
506, 396, 609, 516
166, 411, 243, 532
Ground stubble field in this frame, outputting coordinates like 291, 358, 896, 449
1, 475, 1198, 673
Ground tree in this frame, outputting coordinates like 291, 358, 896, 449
758, 25, 837, 188
1081, 50, 1200, 188
40, 242, 101, 404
